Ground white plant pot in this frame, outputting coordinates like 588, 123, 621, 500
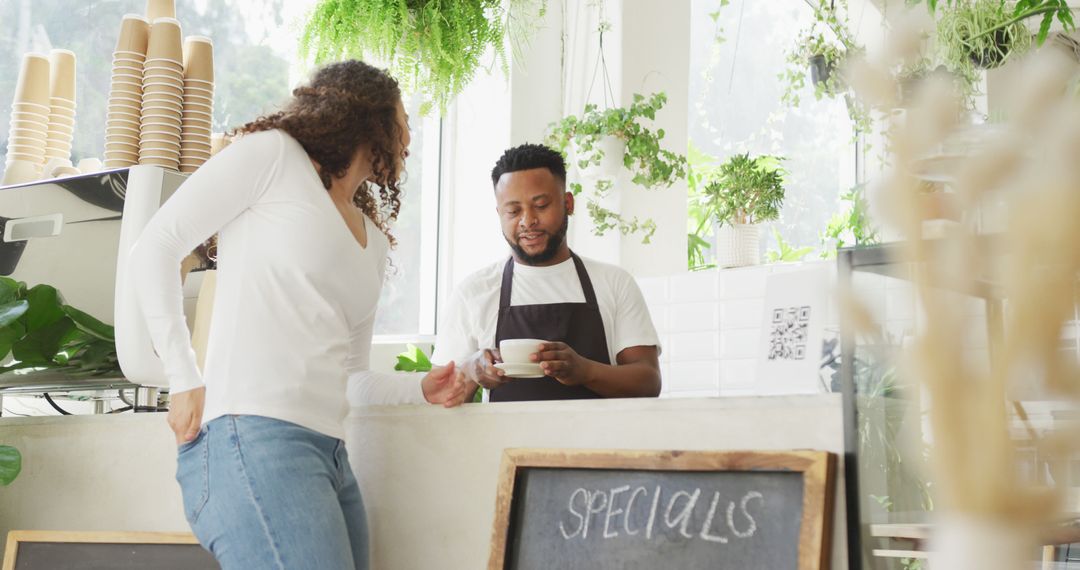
929, 515, 1035, 570
715, 224, 761, 268
576, 135, 624, 189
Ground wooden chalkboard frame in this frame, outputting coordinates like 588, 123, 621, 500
488, 449, 836, 570
2, 530, 202, 570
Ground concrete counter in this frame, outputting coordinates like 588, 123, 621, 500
0, 395, 848, 568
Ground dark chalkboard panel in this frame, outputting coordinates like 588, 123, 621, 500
3, 531, 219, 570
488, 449, 835, 570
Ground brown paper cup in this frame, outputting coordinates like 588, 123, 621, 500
182, 36, 214, 82
14, 53, 50, 107
116, 15, 150, 54
48, 49, 77, 101
146, 18, 182, 61
146, 0, 176, 20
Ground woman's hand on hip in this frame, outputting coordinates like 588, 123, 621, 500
168, 387, 205, 445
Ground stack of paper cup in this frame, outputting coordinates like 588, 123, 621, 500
105, 15, 149, 169
180, 36, 213, 173
3, 53, 51, 185
44, 49, 77, 168
139, 17, 184, 170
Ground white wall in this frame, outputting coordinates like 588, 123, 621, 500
0, 396, 850, 569
444, 0, 691, 286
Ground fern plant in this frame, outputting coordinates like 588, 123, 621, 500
300, 0, 541, 114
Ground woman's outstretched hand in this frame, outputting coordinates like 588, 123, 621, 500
421, 362, 469, 407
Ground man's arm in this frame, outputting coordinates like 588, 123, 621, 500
533, 343, 661, 398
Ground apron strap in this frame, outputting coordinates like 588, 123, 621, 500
498, 257, 515, 310
570, 253, 599, 306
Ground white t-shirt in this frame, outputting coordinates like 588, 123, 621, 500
432, 255, 661, 366
129, 129, 425, 440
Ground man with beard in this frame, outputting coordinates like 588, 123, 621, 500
432, 143, 662, 401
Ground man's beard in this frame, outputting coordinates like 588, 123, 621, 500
506, 215, 569, 265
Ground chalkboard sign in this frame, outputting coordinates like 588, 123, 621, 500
488, 449, 835, 570
3, 531, 219, 570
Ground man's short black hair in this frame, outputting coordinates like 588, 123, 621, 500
490, 143, 567, 188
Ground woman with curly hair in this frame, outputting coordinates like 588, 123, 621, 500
129, 60, 467, 569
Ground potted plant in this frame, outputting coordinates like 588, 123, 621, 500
700, 153, 786, 268
919, 0, 1073, 47
547, 92, 688, 243
300, 0, 545, 114
780, 0, 871, 133
0, 445, 19, 486
936, 0, 1033, 74
0, 277, 118, 378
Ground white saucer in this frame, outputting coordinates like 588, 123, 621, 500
494, 362, 545, 378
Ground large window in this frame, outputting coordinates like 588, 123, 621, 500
0, 0, 441, 336
688, 0, 877, 256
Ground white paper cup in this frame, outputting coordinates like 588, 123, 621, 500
77, 158, 103, 173
10, 112, 48, 127
12, 101, 50, 114
10, 127, 48, 141
2, 159, 43, 185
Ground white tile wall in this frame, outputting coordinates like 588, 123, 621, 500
642, 261, 838, 397
635, 259, 990, 398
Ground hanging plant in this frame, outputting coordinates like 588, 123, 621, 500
779, 0, 871, 134
921, 0, 1074, 45
546, 93, 688, 243
300, 0, 544, 114
936, 0, 1033, 75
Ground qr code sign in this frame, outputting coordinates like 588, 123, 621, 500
767, 305, 811, 360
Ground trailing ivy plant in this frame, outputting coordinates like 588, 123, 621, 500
0, 277, 118, 377
780, 0, 871, 134
546, 92, 688, 243
300, 0, 543, 114
703, 153, 786, 227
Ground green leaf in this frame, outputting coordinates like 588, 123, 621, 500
22, 285, 65, 332
62, 305, 115, 342
12, 317, 75, 365
393, 344, 432, 373
0, 445, 20, 486
0, 322, 24, 361
1037, 11, 1054, 45
0, 300, 28, 328
0, 277, 23, 305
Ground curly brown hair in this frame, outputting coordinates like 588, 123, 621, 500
234, 60, 406, 245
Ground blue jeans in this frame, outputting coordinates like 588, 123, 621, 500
176, 415, 369, 570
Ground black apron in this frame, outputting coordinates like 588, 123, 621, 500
491, 252, 608, 402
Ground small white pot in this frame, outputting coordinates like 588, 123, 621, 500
576, 135, 624, 188
715, 224, 761, 268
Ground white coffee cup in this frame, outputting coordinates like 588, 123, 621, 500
498, 338, 547, 365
